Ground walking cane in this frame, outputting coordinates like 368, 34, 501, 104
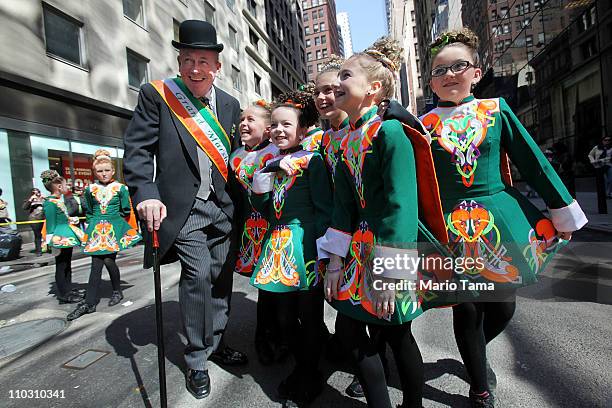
152, 230, 168, 408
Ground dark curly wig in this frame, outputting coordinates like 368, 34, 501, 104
272, 88, 319, 128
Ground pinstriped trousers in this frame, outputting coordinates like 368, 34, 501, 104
174, 197, 233, 370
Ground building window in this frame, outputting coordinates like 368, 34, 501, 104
229, 24, 238, 50
226, 0, 235, 9
312, 0, 319, 5
320, 22, 325, 31
316, 50, 322, 59
321, 34, 326, 44
173, 18, 180, 43
314, 36, 320, 45
306, 39, 311, 47
42, 4, 85, 66
304, 12, 309, 21
317, 63, 322, 72
500, 6, 508, 17
231, 65, 241, 90
502, 23, 510, 34
247, 0, 257, 16
307, 64, 313, 74
312, 11, 317, 19
307, 52, 312, 61
302, 0, 308, 9
313, 24, 319, 33
322, 49, 327, 58
249, 28, 259, 49
525, 35, 533, 47
122, 0, 145, 27
127, 48, 149, 88
319, 9, 324, 18
305, 26, 310, 34
204, 1, 215, 25
254, 72, 262, 94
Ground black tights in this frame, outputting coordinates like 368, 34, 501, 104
452, 298, 517, 393
336, 316, 423, 408
273, 289, 324, 382
85, 254, 121, 306
55, 248, 73, 297
256, 289, 276, 341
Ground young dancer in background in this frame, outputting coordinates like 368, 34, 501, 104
41, 170, 85, 304
422, 28, 587, 407
251, 90, 332, 407
67, 150, 142, 321
230, 101, 280, 364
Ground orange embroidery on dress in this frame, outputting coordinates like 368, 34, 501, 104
84, 221, 120, 253
89, 183, 122, 214
255, 226, 300, 287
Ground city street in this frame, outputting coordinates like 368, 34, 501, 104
0, 229, 610, 408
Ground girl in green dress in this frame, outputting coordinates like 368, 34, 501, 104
423, 28, 587, 407
319, 38, 428, 408
67, 150, 142, 321
230, 101, 280, 365
40, 170, 85, 304
251, 90, 333, 407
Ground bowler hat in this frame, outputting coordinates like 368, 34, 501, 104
172, 20, 224, 52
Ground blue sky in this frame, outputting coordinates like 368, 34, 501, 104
336, 0, 387, 53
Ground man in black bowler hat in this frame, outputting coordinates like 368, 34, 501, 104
123, 19, 246, 399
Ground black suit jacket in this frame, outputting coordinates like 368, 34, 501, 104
123, 83, 241, 267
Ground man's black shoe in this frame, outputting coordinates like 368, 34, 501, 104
186, 369, 210, 399
345, 375, 364, 398
210, 346, 248, 366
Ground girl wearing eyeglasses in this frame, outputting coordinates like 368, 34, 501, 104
421, 28, 587, 407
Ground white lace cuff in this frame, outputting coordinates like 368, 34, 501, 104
252, 172, 274, 194
317, 228, 352, 259
548, 200, 588, 232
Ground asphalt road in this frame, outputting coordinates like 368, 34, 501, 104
0, 229, 610, 408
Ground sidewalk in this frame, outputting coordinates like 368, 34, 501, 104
525, 191, 612, 233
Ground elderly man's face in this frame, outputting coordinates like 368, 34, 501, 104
178, 49, 221, 98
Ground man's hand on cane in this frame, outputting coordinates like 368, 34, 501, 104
136, 199, 167, 232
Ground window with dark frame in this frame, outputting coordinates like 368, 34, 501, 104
204, 1, 216, 25
231, 65, 241, 90
122, 0, 145, 26
229, 24, 238, 50
43, 4, 84, 66
254, 72, 261, 94
127, 48, 149, 88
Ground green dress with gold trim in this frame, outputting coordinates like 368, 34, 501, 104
250, 149, 333, 292
43, 195, 85, 249
420, 96, 587, 289
318, 107, 429, 325
229, 141, 279, 276
82, 181, 142, 255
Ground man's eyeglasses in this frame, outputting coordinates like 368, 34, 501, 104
431, 60, 475, 77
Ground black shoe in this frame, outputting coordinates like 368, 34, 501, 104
469, 390, 495, 408
186, 369, 210, 399
58, 293, 83, 304
108, 291, 124, 306
345, 375, 364, 398
255, 339, 275, 366
210, 346, 248, 366
67, 303, 96, 321
282, 398, 301, 408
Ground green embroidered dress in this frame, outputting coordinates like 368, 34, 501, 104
318, 107, 427, 325
420, 96, 587, 288
43, 195, 85, 248
229, 141, 279, 276
301, 127, 324, 152
250, 149, 333, 292
320, 118, 350, 187
82, 181, 142, 255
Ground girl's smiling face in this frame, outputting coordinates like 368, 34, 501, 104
270, 107, 305, 150
429, 45, 482, 104
334, 57, 374, 117
315, 71, 344, 123
239, 106, 270, 148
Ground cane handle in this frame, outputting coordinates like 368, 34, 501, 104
152, 230, 160, 248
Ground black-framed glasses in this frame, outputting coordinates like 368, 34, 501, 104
430, 60, 475, 77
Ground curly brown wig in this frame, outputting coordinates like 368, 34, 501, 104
40, 169, 64, 193
429, 27, 480, 65
272, 88, 319, 128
